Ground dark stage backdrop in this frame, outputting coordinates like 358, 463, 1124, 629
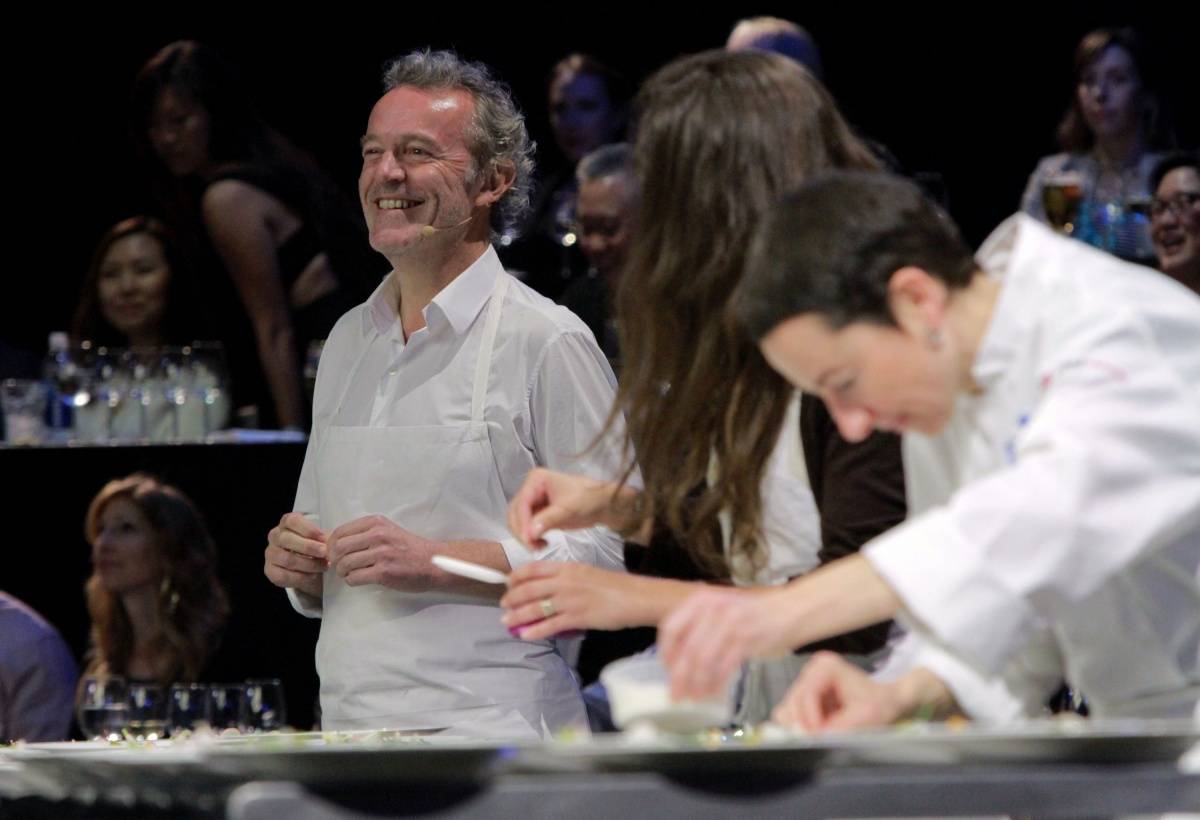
8, 4, 1195, 355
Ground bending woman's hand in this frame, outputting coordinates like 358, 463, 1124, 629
658, 586, 795, 701
507, 468, 641, 549
773, 653, 958, 732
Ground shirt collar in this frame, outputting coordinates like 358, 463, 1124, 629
361, 245, 502, 338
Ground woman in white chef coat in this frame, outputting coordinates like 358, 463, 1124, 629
659, 171, 1200, 730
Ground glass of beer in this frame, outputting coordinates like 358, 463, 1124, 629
1042, 173, 1085, 235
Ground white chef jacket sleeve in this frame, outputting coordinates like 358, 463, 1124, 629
867, 316, 1200, 675
875, 629, 1066, 724
503, 328, 627, 574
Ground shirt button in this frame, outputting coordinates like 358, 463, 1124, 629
388, 369, 397, 377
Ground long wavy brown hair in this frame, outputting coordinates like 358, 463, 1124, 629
82, 474, 229, 684
610, 50, 879, 572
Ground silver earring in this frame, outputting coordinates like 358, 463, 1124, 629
927, 328, 944, 349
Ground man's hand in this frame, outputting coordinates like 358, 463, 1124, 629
507, 467, 640, 548
772, 654, 956, 732
327, 515, 442, 592
265, 512, 328, 600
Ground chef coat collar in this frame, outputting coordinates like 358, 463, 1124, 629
969, 214, 1042, 393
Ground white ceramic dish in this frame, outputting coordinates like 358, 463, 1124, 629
601, 653, 735, 733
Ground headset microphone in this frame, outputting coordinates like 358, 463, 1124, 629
421, 216, 475, 236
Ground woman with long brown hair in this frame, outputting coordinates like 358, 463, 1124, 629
1020, 28, 1175, 262
500, 50, 905, 721
81, 473, 228, 686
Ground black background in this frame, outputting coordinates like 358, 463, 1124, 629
5, 3, 1195, 354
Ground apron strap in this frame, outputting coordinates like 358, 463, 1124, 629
471, 272, 509, 424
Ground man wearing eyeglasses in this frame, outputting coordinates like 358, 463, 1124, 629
1149, 152, 1200, 295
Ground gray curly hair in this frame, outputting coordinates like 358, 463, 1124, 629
381, 49, 536, 234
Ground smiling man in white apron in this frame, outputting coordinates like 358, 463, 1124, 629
263, 50, 624, 739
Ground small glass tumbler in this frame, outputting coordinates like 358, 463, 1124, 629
77, 676, 128, 741
168, 683, 211, 737
208, 684, 245, 733
127, 682, 168, 741
239, 678, 287, 733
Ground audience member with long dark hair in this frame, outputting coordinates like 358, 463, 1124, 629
80, 474, 229, 688
131, 41, 380, 429
72, 216, 203, 349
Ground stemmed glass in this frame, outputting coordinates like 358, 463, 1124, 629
157, 346, 196, 441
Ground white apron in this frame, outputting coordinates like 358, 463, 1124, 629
313, 272, 587, 738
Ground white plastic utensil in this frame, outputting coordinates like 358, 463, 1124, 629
431, 555, 510, 585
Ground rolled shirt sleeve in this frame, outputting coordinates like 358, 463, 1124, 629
514, 327, 627, 573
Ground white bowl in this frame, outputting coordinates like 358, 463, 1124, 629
600, 653, 735, 733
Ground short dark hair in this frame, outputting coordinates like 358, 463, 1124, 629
737, 171, 977, 339
1150, 151, 1200, 194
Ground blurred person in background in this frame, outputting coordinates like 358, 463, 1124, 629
72, 216, 204, 350
559, 143, 637, 365
1149, 151, 1200, 295
726, 16, 824, 81
80, 474, 229, 689
1, 591, 78, 742
501, 54, 629, 300
131, 40, 381, 430
1021, 28, 1175, 263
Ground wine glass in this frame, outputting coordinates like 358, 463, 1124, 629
77, 676, 128, 741
239, 679, 287, 733
154, 347, 196, 442
190, 342, 231, 437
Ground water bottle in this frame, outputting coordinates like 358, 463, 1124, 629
42, 332, 79, 438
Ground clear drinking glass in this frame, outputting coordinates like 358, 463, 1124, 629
208, 684, 245, 732
126, 682, 168, 741
190, 341, 230, 436
157, 346, 197, 442
167, 683, 211, 736
77, 676, 128, 741
1, 379, 47, 445
1041, 172, 1085, 235
239, 679, 287, 733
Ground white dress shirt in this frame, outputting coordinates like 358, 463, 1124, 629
289, 245, 625, 619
